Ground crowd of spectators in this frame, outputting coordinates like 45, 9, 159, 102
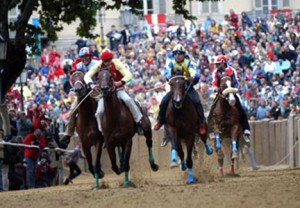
1, 9, 300, 191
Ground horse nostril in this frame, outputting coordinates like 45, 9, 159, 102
101, 87, 109, 94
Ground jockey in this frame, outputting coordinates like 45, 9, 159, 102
153, 44, 207, 136
60, 47, 100, 149
72, 47, 100, 73
84, 49, 144, 135
209, 55, 251, 139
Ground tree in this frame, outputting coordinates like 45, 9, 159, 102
0, 0, 219, 134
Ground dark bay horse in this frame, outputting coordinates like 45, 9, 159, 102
165, 75, 212, 184
97, 69, 158, 186
71, 71, 105, 189
208, 75, 242, 176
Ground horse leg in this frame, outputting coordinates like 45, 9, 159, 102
123, 139, 133, 186
214, 133, 224, 176
170, 135, 179, 168
199, 134, 213, 155
117, 146, 124, 172
144, 134, 159, 171
83, 146, 95, 176
231, 126, 239, 159
94, 142, 104, 190
176, 142, 186, 171
215, 133, 221, 149
107, 145, 121, 175
186, 136, 195, 184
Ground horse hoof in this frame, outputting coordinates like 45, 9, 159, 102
232, 152, 239, 159
206, 147, 213, 155
99, 171, 105, 179
93, 186, 99, 191
181, 164, 187, 171
188, 178, 194, 184
170, 161, 179, 168
151, 163, 159, 172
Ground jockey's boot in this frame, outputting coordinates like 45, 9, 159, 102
153, 122, 163, 131
60, 135, 71, 149
244, 129, 251, 144
199, 123, 207, 136
136, 121, 144, 136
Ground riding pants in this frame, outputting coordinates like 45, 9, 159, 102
95, 89, 143, 129
235, 95, 250, 131
156, 91, 172, 124
187, 88, 206, 124
65, 97, 78, 136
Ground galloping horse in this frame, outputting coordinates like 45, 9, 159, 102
208, 75, 242, 176
71, 71, 105, 189
97, 69, 158, 186
165, 76, 212, 184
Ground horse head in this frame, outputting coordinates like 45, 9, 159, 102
71, 70, 87, 97
169, 75, 186, 109
219, 75, 238, 106
97, 69, 114, 96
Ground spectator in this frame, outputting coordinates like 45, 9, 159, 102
48, 46, 61, 67
229, 9, 239, 29
241, 12, 253, 30
35, 151, 53, 188
256, 99, 270, 120
106, 25, 122, 51
23, 129, 46, 189
120, 25, 132, 50
63, 143, 85, 185
75, 37, 87, 54
16, 111, 32, 138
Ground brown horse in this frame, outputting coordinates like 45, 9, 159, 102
208, 75, 242, 176
71, 71, 105, 189
165, 76, 212, 184
97, 69, 158, 186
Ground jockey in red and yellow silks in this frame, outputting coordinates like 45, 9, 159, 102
84, 49, 144, 135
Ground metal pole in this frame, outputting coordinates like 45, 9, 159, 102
20, 83, 24, 111
0, 70, 2, 104
99, 8, 105, 50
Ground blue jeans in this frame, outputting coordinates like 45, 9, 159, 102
25, 157, 37, 189
0, 160, 3, 191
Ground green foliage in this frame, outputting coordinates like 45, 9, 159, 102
6, 0, 220, 55
173, 0, 221, 20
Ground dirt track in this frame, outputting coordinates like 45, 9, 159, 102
1, 165, 300, 208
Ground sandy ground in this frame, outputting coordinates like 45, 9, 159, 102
1, 160, 300, 208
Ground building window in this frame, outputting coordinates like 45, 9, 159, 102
255, 0, 262, 8
158, 0, 166, 14
271, 0, 278, 10
283, 0, 290, 7
147, 0, 154, 14
200, 1, 219, 13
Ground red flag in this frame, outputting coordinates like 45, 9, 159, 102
144, 14, 166, 25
